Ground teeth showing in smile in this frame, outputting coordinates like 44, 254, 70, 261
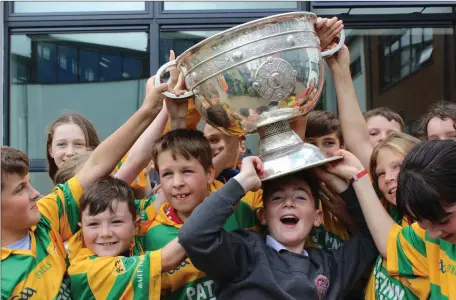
175, 194, 189, 199
389, 188, 397, 195
280, 215, 299, 225
99, 242, 117, 246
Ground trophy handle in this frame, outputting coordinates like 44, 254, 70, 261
155, 60, 194, 100
321, 29, 346, 58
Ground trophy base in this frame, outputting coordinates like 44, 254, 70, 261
257, 120, 342, 181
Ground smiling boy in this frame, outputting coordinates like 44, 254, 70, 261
68, 176, 186, 299
178, 157, 377, 299
1, 77, 168, 299
141, 129, 263, 299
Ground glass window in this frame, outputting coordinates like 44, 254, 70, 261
9, 31, 149, 194
13, 2, 146, 14
163, 2, 297, 11
321, 27, 454, 139
378, 28, 437, 89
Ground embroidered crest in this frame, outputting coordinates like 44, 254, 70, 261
315, 274, 329, 299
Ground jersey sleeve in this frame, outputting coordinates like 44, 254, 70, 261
386, 223, 429, 278
115, 154, 148, 189
163, 99, 201, 134
69, 250, 163, 300
37, 176, 83, 242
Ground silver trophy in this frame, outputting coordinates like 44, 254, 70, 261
156, 12, 345, 181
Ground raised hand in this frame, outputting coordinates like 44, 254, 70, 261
234, 156, 264, 192
315, 17, 344, 51
325, 44, 350, 72
143, 75, 168, 115
325, 149, 365, 181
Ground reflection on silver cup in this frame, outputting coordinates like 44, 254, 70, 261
156, 12, 345, 180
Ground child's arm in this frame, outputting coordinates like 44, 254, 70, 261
114, 103, 168, 195
178, 157, 263, 283
327, 45, 373, 170
75, 77, 168, 190
161, 238, 187, 272
212, 134, 242, 178
326, 149, 395, 257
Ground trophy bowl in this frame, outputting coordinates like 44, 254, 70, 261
156, 12, 345, 181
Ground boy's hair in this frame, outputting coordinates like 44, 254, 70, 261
419, 101, 456, 139
397, 140, 456, 223
152, 129, 213, 173
305, 110, 343, 145
369, 132, 420, 186
1, 146, 30, 190
54, 151, 92, 184
47, 113, 100, 182
262, 169, 320, 209
80, 176, 136, 220
363, 107, 405, 132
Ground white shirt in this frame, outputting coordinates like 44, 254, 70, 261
266, 235, 308, 257
5, 233, 31, 250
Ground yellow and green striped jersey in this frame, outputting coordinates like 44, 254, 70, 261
365, 205, 430, 300
69, 245, 163, 299
387, 222, 456, 299
1, 177, 83, 299
140, 180, 263, 300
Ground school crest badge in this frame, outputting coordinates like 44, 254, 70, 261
315, 273, 329, 299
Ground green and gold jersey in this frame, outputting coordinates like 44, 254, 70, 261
69, 245, 163, 300
1, 177, 83, 299
387, 222, 456, 299
365, 205, 430, 300
140, 180, 263, 300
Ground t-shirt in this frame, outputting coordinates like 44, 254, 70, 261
387, 222, 455, 299
5, 234, 31, 251
139, 180, 263, 300
69, 245, 163, 299
1, 177, 83, 300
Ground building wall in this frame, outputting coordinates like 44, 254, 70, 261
369, 33, 455, 125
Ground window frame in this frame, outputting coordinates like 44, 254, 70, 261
6, 1, 153, 21
154, 1, 308, 19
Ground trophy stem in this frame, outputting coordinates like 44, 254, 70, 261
257, 120, 304, 156
257, 120, 340, 181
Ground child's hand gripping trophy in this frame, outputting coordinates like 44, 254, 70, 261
233, 156, 264, 193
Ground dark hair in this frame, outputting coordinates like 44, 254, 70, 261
152, 129, 213, 173
305, 110, 343, 145
364, 107, 405, 132
47, 113, 100, 183
1, 146, 30, 190
262, 169, 320, 209
80, 176, 136, 220
419, 101, 456, 139
397, 140, 456, 223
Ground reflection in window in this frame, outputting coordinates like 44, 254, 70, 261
9, 32, 150, 194
11, 34, 149, 84
378, 28, 433, 89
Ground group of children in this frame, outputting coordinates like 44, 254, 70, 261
2, 16, 456, 300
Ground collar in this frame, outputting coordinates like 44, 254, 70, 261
165, 206, 185, 225
266, 235, 308, 257
2, 227, 37, 260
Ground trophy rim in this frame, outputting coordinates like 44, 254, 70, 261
260, 155, 343, 182
176, 11, 317, 62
